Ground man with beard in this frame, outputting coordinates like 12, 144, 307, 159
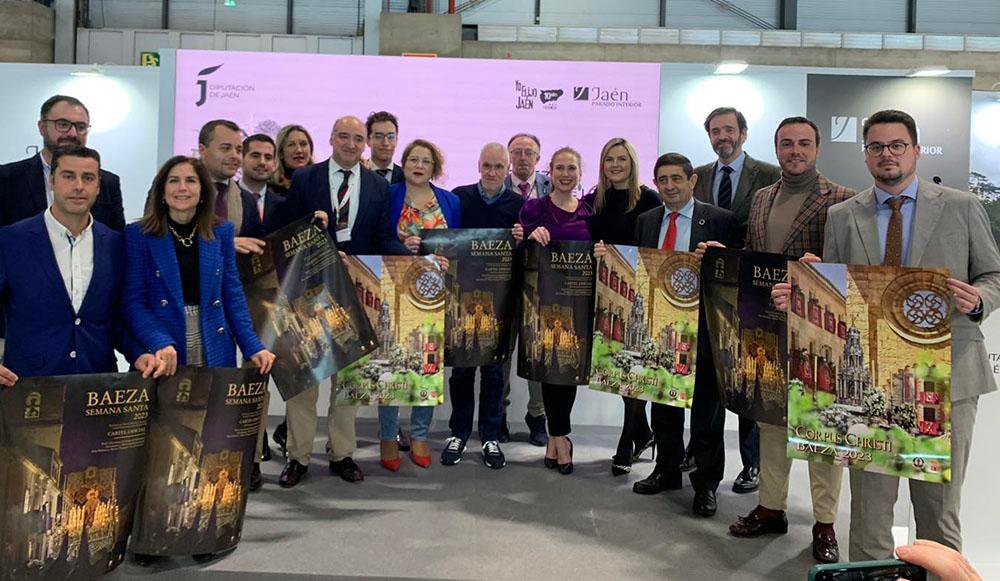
0, 95, 125, 231
693, 106, 780, 495
774, 109, 1000, 562
728, 117, 855, 564
197, 120, 266, 251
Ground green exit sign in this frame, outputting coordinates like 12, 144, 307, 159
139, 51, 160, 66
223, 0, 237, 6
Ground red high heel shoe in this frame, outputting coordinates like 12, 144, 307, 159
380, 441, 401, 472
409, 440, 432, 468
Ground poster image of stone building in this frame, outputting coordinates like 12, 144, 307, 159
336, 255, 446, 406
786, 262, 952, 483
589, 245, 700, 407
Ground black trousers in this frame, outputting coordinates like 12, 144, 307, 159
738, 417, 760, 470
541, 384, 576, 437
687, 377, 727, 492
613, 397, 653, 465
650, 403, 685, 473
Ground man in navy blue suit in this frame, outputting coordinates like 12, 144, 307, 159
0, 145, 155, 386
0, 95, 125, 232
276, 115, 407, 488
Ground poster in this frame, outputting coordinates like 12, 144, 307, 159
701, 248, 789, 426
589, 245, 700, 407
335, 255, 446, 406
419, 228, 517, 367
786, 262, 953, 483
518, 240, 596, 385
0, 373, 153, 580
130, 366, 268, 555
238, 216, 378, 400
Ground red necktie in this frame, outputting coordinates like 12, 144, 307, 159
661, 211, 679, 251
517, 181, 531, 198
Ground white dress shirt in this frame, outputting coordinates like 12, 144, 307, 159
43, 208, 94, 313
328, 159, 361, 233
40, 153, 54, 206
238, 178, 267, 220
510, 173, 539, 200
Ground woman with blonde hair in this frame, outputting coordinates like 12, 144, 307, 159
272, 124, 315, 190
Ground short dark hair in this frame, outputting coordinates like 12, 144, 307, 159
40, 95, 89, 120
703, 107, 747, 133
863, 109, 918, 145
242, 133, 275, 155
507, 133, 541, 150
50, 145, 101, 173
365, 111, 399, 136
198, 119, 242, 147
774, 116, 821, 147
653, 153, 693, 179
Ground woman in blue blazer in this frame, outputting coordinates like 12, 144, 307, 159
380, 139, 459, 471
123, 155, 275, 376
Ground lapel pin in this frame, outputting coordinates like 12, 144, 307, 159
698, 219, 706, 226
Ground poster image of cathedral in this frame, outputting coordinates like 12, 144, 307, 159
336, 255, 446, 406
590, 245, 700, 407
0, 373, 153, 580
701, 248, 789, 426
786, 262, 953, 483
517, 240, 596, 385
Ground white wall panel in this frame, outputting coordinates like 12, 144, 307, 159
169, 0, 286, 33
293, 0, 362, 36
541, 0, 658, 27
798, 0, 907, 33
458, 0, 535, 26
916, 0, 1000, 36
665, 0, 778, 30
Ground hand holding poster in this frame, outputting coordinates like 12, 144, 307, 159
130, 366, 268, 556
518, 240, 596, 385
701, 248, 789, 426
786, 262, 953, 483
336, 255, 446, 406
419, 229, 517, 367
0, 373, 153, 580
589, 245, 701, 407
238, 217, 378, 400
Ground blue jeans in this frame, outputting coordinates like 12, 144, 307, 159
448, 364, 504, 442
378, 405, 434, 442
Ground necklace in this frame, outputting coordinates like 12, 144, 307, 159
168, 224, 196, 248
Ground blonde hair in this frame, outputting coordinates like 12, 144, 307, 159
272, 124, 314, 188
594, 137, 641, 214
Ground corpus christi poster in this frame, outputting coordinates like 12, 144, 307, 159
589, 245, 701, 407
786, 262, 952, 483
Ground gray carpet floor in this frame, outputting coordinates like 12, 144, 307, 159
111, 418, 901, 581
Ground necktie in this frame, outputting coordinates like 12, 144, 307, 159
251, 191, 263, 221
214, 182, 229, 221
377, 169, 391, 181
717, 166, 733, 210
661, 212, 679, 251
336, 169, 351, 231
883, 196, 905, 266
517, 181, 531, 198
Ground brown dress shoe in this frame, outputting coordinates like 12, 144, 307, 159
729, 506, 788, 537
278, 460, 309, 488
812, 522, 840, 563
330, 457, 364, 482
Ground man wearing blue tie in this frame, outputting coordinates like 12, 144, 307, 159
692, 106, 780, 494
0, 145, 156, 386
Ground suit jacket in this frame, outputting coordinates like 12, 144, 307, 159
221, 180, 265, 238
0, 214, 141, 376
260, 185, 287, 235
823, 178, 1000, 400
693, 154, 780, 235
276, 159, 409, 256
123, 221, 265, 367
0, 153, 126, 231
746, 173, 856, 257
504, 172, 552, 199
389, 182, 462, 231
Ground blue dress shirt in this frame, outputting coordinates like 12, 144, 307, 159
712, 152, 746, 207
874, 178, 918, 265
478, 182, 507, 205
657, 196, 695, 251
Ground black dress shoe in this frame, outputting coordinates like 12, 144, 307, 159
273, 420, 288, 458
630, 437, 655, 463
278, 460, 308, 488
543, 456, 558, 469
692, 489, 717, 517
260, 430, 272, 462
525, 413, 548, 447
249, 463, 263, 492
812, 523, 840, 564
329, 457, 364, 482
397, 428, 411, 452
632, 469, 683, 494
729, 506, 788, 537
679, 450, 696, 472
732, 466, 760, 494
498, 413, 510, 443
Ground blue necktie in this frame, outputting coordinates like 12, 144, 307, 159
717, 165, 734, 210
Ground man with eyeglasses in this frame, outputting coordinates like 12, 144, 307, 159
0, 95, 125, 232
366, 111, 404, 185
773, 109, 1000, 561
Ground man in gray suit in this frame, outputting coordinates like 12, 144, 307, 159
693, 106, 781, 493
774, 109, 1000, 560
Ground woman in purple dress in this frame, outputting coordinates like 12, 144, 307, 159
514, 146, 593, 475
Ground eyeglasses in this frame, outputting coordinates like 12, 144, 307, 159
370, 132, 397, 142
509, 149, 538, 158
406, 157, 435, 167
863, 141, 911, 157
43, 118, 91, 134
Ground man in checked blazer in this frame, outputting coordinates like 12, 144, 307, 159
779, 110, 1000, 561
730, 116, 856, 564
693, 106, 781, 495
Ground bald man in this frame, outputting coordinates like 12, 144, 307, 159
273, 116, 408, 488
